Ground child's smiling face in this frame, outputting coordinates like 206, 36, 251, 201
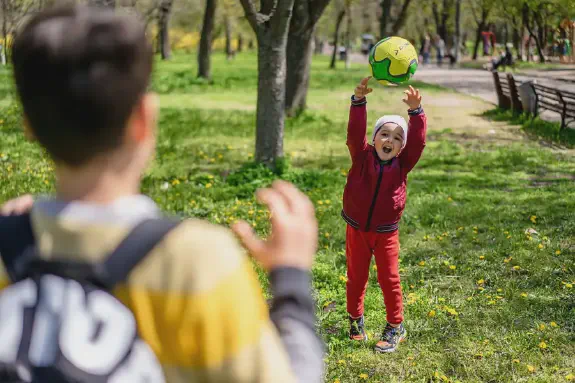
374, 123, 405, 161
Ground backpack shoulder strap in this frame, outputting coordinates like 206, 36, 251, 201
94, 217, 181, 289
0, 213, 36, 282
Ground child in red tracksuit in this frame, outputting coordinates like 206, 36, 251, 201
342, 76, 427, 353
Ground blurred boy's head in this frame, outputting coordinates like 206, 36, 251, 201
12, 5, 156, 175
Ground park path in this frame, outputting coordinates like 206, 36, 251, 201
413, 66, 575, 106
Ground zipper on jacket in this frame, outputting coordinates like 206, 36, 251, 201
365, 161, 385, 231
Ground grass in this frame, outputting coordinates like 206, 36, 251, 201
1, 53, 575, 383
482, 108, 575, 149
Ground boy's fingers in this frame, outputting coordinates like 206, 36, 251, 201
272, 180, 315, 217
366, 88, 373, 93
360, 77, 371, 86
232, 221, 266, 257
416, 89, 421, 99
257, 188, 290, 219
409, 85, 415, 93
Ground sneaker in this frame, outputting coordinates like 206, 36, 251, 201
349, 315, 368, 341
374, 323, 406, 353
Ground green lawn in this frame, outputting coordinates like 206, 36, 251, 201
1, 53, 574, 383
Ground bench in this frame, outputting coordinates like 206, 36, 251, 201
492, 71, 523, 114
530, 84, 575, 129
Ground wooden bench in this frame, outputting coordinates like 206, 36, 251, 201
492, 71, 523, 114
530, 84, 575, 129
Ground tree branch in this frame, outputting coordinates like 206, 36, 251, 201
391, 0, 413, 34
309, 0, 332, 25
239, 0, 260, 32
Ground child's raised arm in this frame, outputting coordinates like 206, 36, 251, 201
347, 77, 373, 161
399, 86, 427, 173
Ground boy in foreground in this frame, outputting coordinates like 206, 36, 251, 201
0, 5, 323, 382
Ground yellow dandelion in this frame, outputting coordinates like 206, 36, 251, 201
555, 250, 561, 255
538, 244, 544, 249
449, 265, 456, 270
441, 374, 449, 382
478, 287, 485, 291
438, 297, 446, 302
538, 341, 547, 349
467, 296, 473, 301
317, 200, 324, 205
446, 307, 458, 316
205, 183, 212, 188
339, 275, 348, 283
447, 197, 453, 202
428, 310, 436, 317
479, 255, 485, 260
530, 215, 537, 223
334, 380, 341, 383
337, 360, 345, 365
538, 324, 546, 331
419, 261, 426, 266
565, 373, 575, 381
497, 288, 503, 293
521, 292, 528, 298
566, 283, 573, 289
488, 300, 496, 305
504, 257, 512, 263
324, 233, 330, 238
513, 265, 521, 270
359, 373, 368, 380
372, 264, 377, 271
550, 321, 558, 328
527, 365, 535, 373
477, 279, 485, 285
512, 359, 520, 364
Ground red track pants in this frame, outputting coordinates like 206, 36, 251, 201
345, 225, 403, 324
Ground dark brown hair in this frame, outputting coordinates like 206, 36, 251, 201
12, 5, 153, 166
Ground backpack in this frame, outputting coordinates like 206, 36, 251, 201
0, 213, 180, 382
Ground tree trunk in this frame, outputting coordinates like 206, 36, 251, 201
158, 0, 173, 60
380, 0, 393, 39
238, 34, 243, 52
1, 0, 8, 65
330, 10, 346, 69
513, 25, 520, 60
224, 14, 233, 60
522, 4, 545, 63
286, 28, 314, 116
454, 0, 461, 62
472, 22, 484, 60
239, 0, 296, 168
345, 3, 352, 69
198, 0, 217, 78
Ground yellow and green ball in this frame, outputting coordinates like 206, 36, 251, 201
369, 36, 418, 85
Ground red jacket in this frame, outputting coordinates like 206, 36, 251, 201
342, 96, 427, 233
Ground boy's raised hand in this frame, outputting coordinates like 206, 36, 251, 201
403, 85, 422, 110
354, 76, 373, 99
232, 180, 318, 271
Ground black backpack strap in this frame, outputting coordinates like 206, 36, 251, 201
93, 218, 181, 289
0, 213, 36, 282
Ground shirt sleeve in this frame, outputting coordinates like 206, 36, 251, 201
269, 267, 324, 383
399, 106, 427, 173
347, 95, 369, 162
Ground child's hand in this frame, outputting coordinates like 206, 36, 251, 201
232, 180, 318, 271
354, 77, 373, 99
1, 194, 34, 216
403, 85, 422, 110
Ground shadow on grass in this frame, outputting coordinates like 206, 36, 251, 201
480, 108, 575, 149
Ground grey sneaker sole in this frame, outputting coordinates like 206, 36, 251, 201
374, 331, 407, 353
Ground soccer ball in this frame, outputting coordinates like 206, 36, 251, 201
369, 37, 418, 85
